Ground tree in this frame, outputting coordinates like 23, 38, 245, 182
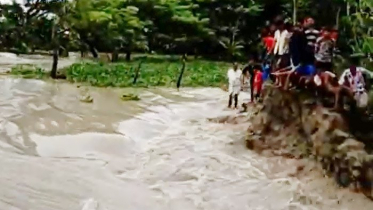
1, 0, 372, 64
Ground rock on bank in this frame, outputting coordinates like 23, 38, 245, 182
246, 86, 373, 199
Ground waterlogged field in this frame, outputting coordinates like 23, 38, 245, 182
9, 55, 232, 88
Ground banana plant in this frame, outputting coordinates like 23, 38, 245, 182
218, 20, 244, 61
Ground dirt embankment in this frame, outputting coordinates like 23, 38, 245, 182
240, 85, 373, 199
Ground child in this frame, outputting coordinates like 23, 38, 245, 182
227, 63, 242, 109
253, 68, 263, 102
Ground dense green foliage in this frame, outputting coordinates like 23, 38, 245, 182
2, 0, 373, 86
63, 58, 230, 87
1, 0, 372, 61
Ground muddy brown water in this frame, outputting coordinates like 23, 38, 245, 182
0, 52, 373, 210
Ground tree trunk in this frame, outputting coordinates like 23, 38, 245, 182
59, 47, 69, 57
147, 34, 153, 53
293, 0, 297, 25
176, 54, 187, 90
50, 22, 58, 79
126, 50, 131, 61
87, 42, 98, 58
51, 47, 59, 79
133, 60, 143, 84
90, 46, 98, 58
336, 6, 341, 28
112, 48, 119, 62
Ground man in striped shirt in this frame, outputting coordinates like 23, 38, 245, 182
303, 17, 319, 64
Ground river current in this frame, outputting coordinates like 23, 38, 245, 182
0, 52, 372, 210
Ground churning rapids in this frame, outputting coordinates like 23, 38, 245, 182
0, 53, 373, 210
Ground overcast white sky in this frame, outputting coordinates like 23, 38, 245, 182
0, 0, 58, 20
0, 0, 25, 4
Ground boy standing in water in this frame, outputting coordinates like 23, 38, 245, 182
227, 63, 242, 109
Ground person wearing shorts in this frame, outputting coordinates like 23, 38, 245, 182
296, 64, 316, 77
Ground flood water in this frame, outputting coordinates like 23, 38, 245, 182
0, 53, 373, 210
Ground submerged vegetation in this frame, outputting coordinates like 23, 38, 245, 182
9, 64, 47, 79
9, 57, 230, 87
64, 59, 229, 87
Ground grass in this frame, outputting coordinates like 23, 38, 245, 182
64, 57, 231, 88
9, 64, 47, 79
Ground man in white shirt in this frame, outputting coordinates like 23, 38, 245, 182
274, 26, 289, 56
227, 63, 242, 109
273, 19, 289, 69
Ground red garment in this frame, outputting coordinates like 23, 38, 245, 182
263, 36, 275, 53
253, 71, 263, 94
331, 31, 338, 41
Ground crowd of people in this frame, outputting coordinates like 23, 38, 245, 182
227, 16, 372, 111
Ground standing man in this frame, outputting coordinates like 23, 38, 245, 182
227, 63, 242, 109
289, 22, 305, 68
303, 17, 319, 65
273, 17, 289, 69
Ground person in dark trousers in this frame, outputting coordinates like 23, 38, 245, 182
242, 58, 256, 102
289, 22, 305, 67
303, 17, 319, 65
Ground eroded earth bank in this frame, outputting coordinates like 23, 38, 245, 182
231, 85, 373, 208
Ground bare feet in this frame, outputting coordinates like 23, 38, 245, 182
329, 106, 341, 112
